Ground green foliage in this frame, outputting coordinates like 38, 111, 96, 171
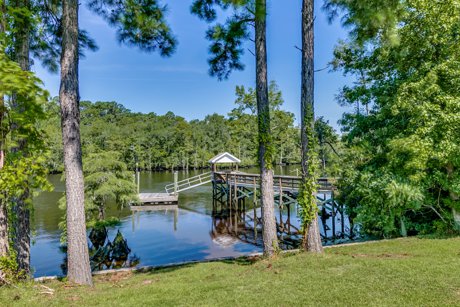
257, 107, 274, 169
0, 252, 26, 285
58, 152, 137, 243
40, 81, 315, 173
59, 151, 138, 237
84, 151, 139, 221
87, 0, 177, 55
315, 117, 341, 176
333, 0, 460, 237
0, 154, 52, 207
18, 0, 175, 75
205, 13, 251, 80
191, 0, 253, 80
86, 216, 121, 229
297, 177, 319, 232
0, 42, 51, 222
324, 0, 404, 46
298, 103, 320, 231
23, 0, 99, 73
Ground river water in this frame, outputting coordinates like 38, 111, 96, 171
31, 166, 314, 277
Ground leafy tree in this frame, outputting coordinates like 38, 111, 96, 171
3, 0, 35, 274
332, 0, 460, 236
0, 0, 56, 275
0, 0, 99, 277
0, 40, 50, 272
324, 0, 404, 46
228, 81, 298, 166
83, 152, 138, 224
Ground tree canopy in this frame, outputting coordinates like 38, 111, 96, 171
333, 0, 460, 237
39, 82, 342, 175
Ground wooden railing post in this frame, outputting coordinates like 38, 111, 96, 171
174, 171, 178, 195
136, 161, 140, 194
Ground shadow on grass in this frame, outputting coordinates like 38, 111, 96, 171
128, 250, 312, 280
128, 254, 268, 279
416, 232, 460, 240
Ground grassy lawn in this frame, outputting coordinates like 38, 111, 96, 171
1, 237, 459, 306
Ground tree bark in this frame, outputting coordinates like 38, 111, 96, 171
446, 164, 460, 228
255, 0, 278, 257
0, 96, 8, 259
0, 198, 8, 257
98, 205, 105, 221
301, 0, 323, 253
0, 126, 8, 257
60, 0, 93, 285
12, 204, 30, 271
11, 0, 31, 274
0, 3, 9, 258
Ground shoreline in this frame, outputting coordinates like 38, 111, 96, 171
34, 237, 387, 282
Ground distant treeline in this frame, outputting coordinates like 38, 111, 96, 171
39, 83, 341, 175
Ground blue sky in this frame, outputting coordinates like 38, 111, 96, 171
33, 0, 352, 129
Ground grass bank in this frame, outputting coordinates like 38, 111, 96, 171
1, 237, 459, 306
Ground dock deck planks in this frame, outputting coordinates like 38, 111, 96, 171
136, 193, 178, 205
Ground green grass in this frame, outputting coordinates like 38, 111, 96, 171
1, 237, 459, 306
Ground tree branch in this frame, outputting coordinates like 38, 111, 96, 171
323, 141, 341, 157
314, 65, 330, 73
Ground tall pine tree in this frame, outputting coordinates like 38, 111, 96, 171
191, 0, 278, 256
298, 0, 323, 253
58, 0, 177, 285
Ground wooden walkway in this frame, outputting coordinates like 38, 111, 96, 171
214, 171, 336, 192
136, 193, 178, 205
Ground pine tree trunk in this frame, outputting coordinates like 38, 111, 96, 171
13, 204, 30, 271
60, 0, 93, 286
0, 5, 8, 258
255, 0, 278, 257
0, 128, 8, 256
301, 0, 323, 253
11, 0, 31, 274
0, 200, 7, 257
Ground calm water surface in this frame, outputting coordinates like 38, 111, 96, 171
31, 166, 304, 277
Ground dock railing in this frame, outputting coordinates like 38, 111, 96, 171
215, 171, 336, 192
165, 171, 213, 194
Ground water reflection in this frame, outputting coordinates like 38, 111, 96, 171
89, 228, 140, 271
60, 228, 140, 275
210, 202, 261, 248
209, 191, 357, 249
131, 205, 178, 232
31, 166, 355, 277
210, 197, 302, 250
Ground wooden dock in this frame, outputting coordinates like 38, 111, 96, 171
136, 193, 178, 205
214, 171, 336, 192
130, 204, 178, 211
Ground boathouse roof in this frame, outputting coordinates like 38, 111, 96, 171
209, 152, 241, 164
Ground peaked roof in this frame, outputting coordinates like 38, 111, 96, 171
209, 152, 241, 164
